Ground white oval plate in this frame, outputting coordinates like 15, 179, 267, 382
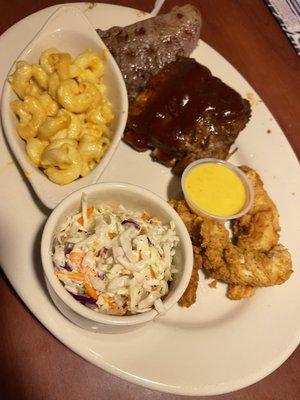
1, 5, 128, 209
0, 3, 299, 396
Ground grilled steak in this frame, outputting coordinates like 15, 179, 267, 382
97, 4, 201, 101
124, 57, 251, 174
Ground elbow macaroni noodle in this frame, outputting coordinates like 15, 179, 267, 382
9, 48, 114, 185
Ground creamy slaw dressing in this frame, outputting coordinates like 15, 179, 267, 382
52, 194, 179, 315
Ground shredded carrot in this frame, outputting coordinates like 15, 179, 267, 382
108, 232, 117, 239
68, 251, 84, 266
150, 217, 159, 224
84, 283, 99, 300
77, 206, 94, 225
141, 211, 149, 221
149, 266, 156, 278
56, 271, 85, 281
121, 268, 131, 275
87, 206, 94, 218
107, 298, 117, 310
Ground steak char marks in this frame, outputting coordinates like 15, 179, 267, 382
98, 5, 201, 101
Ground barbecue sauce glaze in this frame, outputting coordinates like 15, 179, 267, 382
124, 57, 250, 168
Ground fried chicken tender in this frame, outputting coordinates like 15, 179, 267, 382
201, 218, 292, 287
232, 166, 280, 252
178, 245, 202, 307
169, 199, 203, 244
227, 285, 256, 300
170, 166, 293, 304
170, 199, 203, 307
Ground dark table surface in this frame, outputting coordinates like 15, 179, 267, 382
1, 1, 300, 399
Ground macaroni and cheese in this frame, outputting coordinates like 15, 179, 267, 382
9, 48, 114, 185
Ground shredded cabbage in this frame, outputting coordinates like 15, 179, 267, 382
52, 194, 179, 315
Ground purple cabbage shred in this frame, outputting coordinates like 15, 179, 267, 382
99, 247, 108, 256
98, 271, 105, 280
63, 262, 72, 271
64, 243, 74, 255
53, 260, 71, 271
121, 219, 140, 230
69, 292, 97, 304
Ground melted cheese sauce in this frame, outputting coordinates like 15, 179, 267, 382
184, 163, 247, 217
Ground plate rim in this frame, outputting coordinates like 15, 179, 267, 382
0, 2, 299, 396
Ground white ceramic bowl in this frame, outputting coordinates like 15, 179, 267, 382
1, 6, 128, 209
41, 182, 193, 331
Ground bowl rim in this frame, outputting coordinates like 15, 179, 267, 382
181, 158, 254, 222
41, 182, 194, 326
0, 5, 128, 209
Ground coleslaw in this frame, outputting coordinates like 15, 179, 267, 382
52, 194, 179, 315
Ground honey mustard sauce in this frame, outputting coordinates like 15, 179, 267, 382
183, 163, 247, 217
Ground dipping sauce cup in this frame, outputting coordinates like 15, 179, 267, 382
181, 158, 254, 222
